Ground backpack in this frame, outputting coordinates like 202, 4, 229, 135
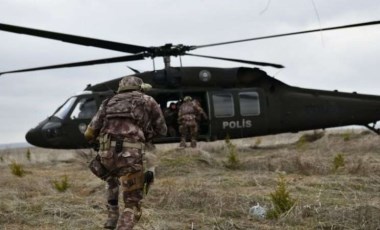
179, 101, 195, 116
105, 91, 146, 126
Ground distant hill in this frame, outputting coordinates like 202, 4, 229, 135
0, 142, 32, 150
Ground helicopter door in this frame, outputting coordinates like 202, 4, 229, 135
208, 89, 267, 140
149, 90, 211, 142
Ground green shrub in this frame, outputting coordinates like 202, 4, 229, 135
252, 138, 262, 148
296, 131, 324, 148
53, 175, 70, 192
267, 175, 295, 219
9, 161, 26, 177
333, 153, 345, 171
224, 137, 240, 169
26, 148, 31, 161
296, 136, 307, 149
341, 132, 351, 141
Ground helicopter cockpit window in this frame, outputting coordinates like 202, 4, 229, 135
212, 93, 234, 117
239, 92, 260, 116
70, 98, 97, 120
53, 97, 76, 120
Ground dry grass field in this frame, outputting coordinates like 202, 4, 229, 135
0, 130, 379, 230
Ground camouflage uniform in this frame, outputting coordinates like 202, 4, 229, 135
178, 96, 207, 148
85, 76, 167, 230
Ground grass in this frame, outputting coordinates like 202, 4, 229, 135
9, 161, 26, 177
26, 148, 32, 161
0, 130, 379, 229
52, 175, 70, 192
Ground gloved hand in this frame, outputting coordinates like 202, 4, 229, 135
144, 171, 154, 184
90, 140, 100, 151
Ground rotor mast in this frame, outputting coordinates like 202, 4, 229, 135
163, 56, 171, 69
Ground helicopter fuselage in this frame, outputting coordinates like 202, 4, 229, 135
25, 66, 380, 149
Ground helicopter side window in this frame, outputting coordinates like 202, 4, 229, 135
239, 92, 260, 116
212, 93, 234, 117
70, 98, 97, 119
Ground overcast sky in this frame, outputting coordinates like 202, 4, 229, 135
1, 0, 380, 144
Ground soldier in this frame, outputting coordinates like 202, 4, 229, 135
163, 102, 178, 137
84, 76, 167, 230
178, 96, 208, 148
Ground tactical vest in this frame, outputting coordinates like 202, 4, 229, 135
105, 91, 146, 127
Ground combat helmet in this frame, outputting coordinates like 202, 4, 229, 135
117, 76, 151, 93
183, 96, 192, 102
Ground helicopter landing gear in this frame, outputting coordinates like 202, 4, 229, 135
364, 122, 380, 134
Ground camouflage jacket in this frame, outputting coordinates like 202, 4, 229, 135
178, 100, 207, 122
88, 91, 167, 142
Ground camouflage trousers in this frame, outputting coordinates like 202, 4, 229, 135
100, 146, 144, 230
179, 118, 198, 147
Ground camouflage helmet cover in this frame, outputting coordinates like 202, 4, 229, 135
183, 96, 192, 102
117, 76, 143, 93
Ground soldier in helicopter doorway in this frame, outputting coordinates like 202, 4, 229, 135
178, 96, 208, 148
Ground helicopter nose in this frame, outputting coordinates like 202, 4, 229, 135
25, 128, 36, 144
25, 128, 44, 147
25, 119, 66, 148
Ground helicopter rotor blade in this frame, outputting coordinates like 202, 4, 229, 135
0, 23, 151, 54
185, 53, 284, 68
0, 54, 146, 76
2, 20, 378, 71
194, 20, 380, 49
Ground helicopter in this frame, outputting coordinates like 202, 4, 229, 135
1, 20, 380, 149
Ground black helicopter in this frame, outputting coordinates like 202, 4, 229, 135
1, 20, 380, 149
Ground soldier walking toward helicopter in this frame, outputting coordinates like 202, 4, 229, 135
84, 76, 167, 230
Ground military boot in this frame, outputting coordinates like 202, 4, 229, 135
104, 205, 119, 229
116, 207, 141, 230
190, 139, 197, 148
179, 139, 187, 148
